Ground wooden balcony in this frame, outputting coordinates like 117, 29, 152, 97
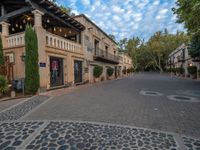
94, 48, 119, 64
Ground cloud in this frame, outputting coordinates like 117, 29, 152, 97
81, 0, 90, 6
58, 0, 185, 41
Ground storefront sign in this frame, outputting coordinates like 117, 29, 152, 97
40, 62, 46, 67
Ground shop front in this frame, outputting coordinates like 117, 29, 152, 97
50, 56, 64, 87
74, 60, 83, 84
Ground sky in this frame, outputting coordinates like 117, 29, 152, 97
55, 0, 184, 41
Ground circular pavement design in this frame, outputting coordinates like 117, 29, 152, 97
176, 90, 200, 97
167, 95, 200, 102
139, 90, 163, 96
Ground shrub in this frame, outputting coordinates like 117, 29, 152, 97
0, 75, 8, 95
122, 68, 126, 74
176, 67, 184, 74
130, 67, 134, 72
107, 67, 114, 77
25, 25, 40, 94
187, 66, 197, 75
93, 66, 103, 78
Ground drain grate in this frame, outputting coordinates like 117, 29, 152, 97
167, 95, 199, 102
140, 90, 163, 96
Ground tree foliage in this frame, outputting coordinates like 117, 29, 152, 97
0, 36, 4, 65
120, 29, 188, 72
25, 25, 40, 94
173, 0, 200, 58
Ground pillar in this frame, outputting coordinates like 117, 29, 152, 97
0, 21, 9, 48
32, 10, 47, 90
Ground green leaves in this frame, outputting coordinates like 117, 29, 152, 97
24, 25, 39, 94
173, 0, 200, 58
93, 66, 103, 78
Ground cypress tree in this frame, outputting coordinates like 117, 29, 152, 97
24, 25, 40, 94
0, 36, 4, 65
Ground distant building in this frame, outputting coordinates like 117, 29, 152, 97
118, 52, 133, 76
167, 43, 200, 76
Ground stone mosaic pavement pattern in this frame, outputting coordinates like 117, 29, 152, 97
0, 96, 49, 121
0, 121, 199, 150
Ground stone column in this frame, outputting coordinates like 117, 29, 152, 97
32, 10, 47, 90
0, 21, 9, 48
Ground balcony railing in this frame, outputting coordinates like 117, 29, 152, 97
6, 32, 25, 48
46, 32, 82, 54
94, 48, 119, 64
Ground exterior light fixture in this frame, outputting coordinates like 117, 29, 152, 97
54, 27, 56, 31
23, 19, 26, 23
20, 25, 23, 29
12, 27, 15, 31
20, 52, 26, 62
189, 63, 193, 66
27, 16, 31, 21
69, 30, 71, 34
59, 28, 62, 32
64, 34, 67, 37
47, 19, 50, 23
16, 24, 18, 28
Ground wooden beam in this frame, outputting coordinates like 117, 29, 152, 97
0, 6, 32, 22
27, 0, 82, 32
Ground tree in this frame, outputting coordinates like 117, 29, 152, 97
0, 36, 4, 65
189, 30, 200, 59
173, 0, 200, 58
24, 25, 40, 94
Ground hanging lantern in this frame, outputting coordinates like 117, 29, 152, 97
23, 19, 26, 23
69, 30, 71, 34
47, 19, 50, 23
27, 16, 31, 21
64, 34, 67, 37
20, 25, 23, 29
54, 27, 56, 32
12, 27, 15, 31
59, 28, 62, 32
16, 24, 18, 28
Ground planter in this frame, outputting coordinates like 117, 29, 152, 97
94, 78, 100, 83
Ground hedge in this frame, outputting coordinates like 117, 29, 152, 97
93, 66, 103, 78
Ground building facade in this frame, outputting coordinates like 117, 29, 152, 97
0, 1, 128, 91
167, 43, 200, 76
73, 14, 120, 83
0, 0, 85, 90
118, 52, 133, 76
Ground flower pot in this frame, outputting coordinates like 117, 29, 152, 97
94, 78, 100, 83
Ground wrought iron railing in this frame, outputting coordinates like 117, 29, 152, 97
94, 48, 119, 63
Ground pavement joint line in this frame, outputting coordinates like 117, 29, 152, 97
19, 96, 55, 120
17, 121, 50, 150
0, 95, 37, 114
174, 134, 187, 150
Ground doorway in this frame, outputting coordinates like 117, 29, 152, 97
50, 57, 64, 87
74, 60, 83, 84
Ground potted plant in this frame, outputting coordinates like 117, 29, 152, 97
122, 68, 127, 75
187, 66, 197, 79
93, 66, 103, 82
0, 75, 8, 98
107, 67, 114, 80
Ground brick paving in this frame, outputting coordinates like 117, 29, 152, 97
0, 120, 200, 150
0, 73, 199, 149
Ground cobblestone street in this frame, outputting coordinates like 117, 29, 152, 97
0, 73, 200, 149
